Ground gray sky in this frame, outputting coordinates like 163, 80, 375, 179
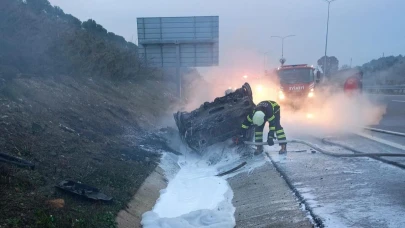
49, 0, 405, 71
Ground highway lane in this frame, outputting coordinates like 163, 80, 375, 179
360, 130, 405, 147
368, 94, 405, 134
266, 137, 405, 227
227, 94, 405, 227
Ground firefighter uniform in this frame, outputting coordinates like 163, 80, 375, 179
241, 100, 287, 147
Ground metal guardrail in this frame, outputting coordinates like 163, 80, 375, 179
363, 85, 405, 94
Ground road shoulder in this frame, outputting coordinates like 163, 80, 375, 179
116, 166, 167, 228
227, 159, 313, 228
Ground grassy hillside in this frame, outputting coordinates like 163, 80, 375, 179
0, 0, 181, 227
0, 0, 151, 81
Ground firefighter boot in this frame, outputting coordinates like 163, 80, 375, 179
254, 145, 264, 155
279, 144, 287, 155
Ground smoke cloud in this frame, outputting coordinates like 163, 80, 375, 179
180, 54, 386, 139
182, 47, 282, 111
282, 91, 387, 138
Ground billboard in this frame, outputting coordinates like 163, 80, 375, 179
137, 16, 219, 67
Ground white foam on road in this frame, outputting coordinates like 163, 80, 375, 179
141, 151, 236, 228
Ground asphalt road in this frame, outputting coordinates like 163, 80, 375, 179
226, 94, 405, 228
368, 94, 405, 133
265, 137, 405, 228
228, 162, 313, 228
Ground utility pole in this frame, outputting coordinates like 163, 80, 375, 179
350, 58, 352, 68
263, 51, 270, 71
323, 0, 336, 77
262, 51, 270, 81
271, 35, 296, 65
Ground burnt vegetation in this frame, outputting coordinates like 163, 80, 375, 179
0, 0, 179, 227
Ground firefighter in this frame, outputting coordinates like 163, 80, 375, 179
240, 100, 287, 155
343, 71, 363, 96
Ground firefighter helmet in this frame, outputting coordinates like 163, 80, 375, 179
252, 111, 265, 126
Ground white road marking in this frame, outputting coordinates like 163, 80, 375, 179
392, 100, 405, 103
356, 132, 405, 151
377, 94, 405, 97
363, 127, 405, 137
367, 94, 405, 97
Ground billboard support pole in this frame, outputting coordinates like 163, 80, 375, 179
175, 43, 181, 98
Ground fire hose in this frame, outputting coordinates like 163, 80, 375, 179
215, 138, 405, 177
244, 139, 405, 158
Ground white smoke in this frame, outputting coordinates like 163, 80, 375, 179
282, 90, 387, 138
182, 67, 386, 139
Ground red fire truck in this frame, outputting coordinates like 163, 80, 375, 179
276, 64, 321, 110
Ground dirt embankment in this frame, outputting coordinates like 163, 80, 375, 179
0, 1, 187, 227
0, 74, 180, 227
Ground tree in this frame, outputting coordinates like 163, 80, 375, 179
0, 0, 148, 81
361, 55, 405, 84
317, 56, 339, 76
340, 64, 350, 70
26, 0, 52, 13
82, 19, 107, 37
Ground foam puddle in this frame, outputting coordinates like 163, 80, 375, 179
141, 153, 236, 228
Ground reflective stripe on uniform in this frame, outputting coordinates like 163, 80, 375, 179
255, 132, 263, 135
268, 115, 275, 121
270, 126, 276, 131
277, 134, 286, 139
268, 101, 280, 114
247, 115, 253, 122
268, 101, 279, 108
255, 136, 263, 140
241, 124, 249, 129
276, 129, 284, 134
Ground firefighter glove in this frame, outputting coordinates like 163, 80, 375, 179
267, 137, 274, 146
240, 129, 247, 138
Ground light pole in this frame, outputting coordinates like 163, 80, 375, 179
271, 35, 295, 65
262, 51, 270, 72
261, 51, 270, 81
323, 0, 336, 77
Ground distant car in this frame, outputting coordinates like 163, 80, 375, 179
343, 71, 363, 96
174, 83, 255, 152
324, 68, 363, 96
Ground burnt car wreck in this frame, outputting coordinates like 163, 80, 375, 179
56, 180, 113, 201
174, 83, 255, 152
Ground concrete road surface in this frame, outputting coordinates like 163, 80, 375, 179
369, 94, 405, 133
266, 138, 405, 227
228, 159, 313, 228
225, 94, 405, 227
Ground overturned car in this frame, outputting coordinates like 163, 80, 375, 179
174, 83, 255, 152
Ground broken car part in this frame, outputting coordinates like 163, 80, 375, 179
55, 180, 113, 201
0, 152, 35, 170
174, 83, 255, 152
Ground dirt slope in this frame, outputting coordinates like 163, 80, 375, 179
0, 74, 179, 227
0, 1, 186, 226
